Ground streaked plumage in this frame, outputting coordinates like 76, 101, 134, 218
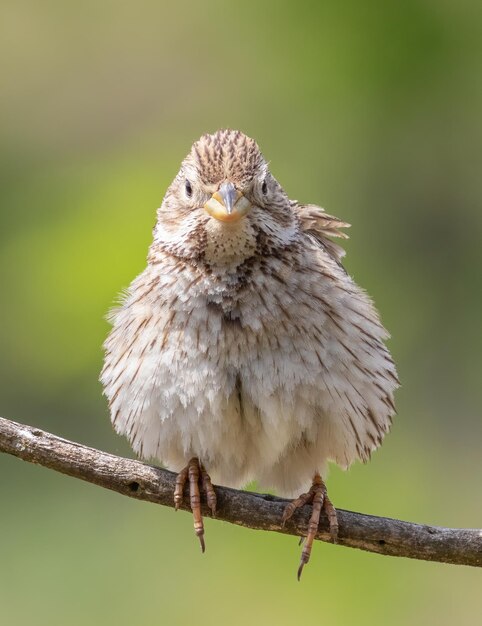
101, 129, 398, 572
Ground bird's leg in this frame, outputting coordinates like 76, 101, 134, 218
297, 478, 325, 579
188, 458, 205, 552
173, 457, 216, 553
282, 474, 338, 580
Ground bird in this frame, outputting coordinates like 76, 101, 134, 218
101, 129, 399, 578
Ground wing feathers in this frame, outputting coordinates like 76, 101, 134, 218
293, 202, 350, 262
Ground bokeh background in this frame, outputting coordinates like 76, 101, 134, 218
1, 1, 481, 624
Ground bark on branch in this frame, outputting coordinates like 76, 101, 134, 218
0, 416, 480, 567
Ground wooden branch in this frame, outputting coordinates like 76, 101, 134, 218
0, 416, 480, 568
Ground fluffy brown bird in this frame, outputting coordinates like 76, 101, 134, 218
101, 129, 398, 578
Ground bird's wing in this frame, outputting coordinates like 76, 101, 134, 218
292, 202, 350, 263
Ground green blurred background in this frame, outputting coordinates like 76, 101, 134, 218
1, 1, 481, 624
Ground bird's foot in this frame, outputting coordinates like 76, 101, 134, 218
282, 474, 338, 580
173, 457, 216, 553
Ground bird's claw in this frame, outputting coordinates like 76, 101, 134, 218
282, 474, 338, 580
173, 458, 216, 552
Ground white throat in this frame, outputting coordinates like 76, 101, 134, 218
203, 217, 257, 267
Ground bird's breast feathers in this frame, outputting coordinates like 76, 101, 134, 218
101, 239, 398, 490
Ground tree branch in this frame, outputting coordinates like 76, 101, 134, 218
0, 416, 480, 567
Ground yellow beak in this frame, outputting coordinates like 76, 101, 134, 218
204, 182, 252, 223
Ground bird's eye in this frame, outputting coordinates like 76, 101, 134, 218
185, 180, 193, 198
261, 180, 268, 195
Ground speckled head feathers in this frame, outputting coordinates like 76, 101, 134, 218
152, 129, 352, 270
188, 129, 266, 187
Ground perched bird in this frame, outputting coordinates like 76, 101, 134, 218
101, 129, 398, 578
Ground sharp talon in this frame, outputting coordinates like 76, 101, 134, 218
198, 533, 206, 553
298, 536, 305, 546
297, 560, 306, 581
282, 506, 294, 523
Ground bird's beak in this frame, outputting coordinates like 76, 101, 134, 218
204, 182, 252, 223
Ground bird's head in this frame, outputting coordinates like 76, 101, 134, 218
152, 130, 298, 267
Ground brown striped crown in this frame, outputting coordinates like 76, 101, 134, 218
189, 129, 265, 187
